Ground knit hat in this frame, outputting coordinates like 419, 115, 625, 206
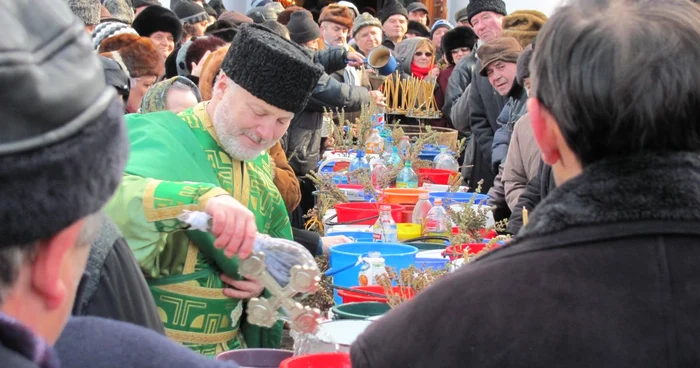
337, 1, 360, 19
516, 46, 533, 86
68, 0, 101, 26
319, 4, 355, 30
430, 19, 453, 38
174, 1, 208, 24
379, 0, 408, 24
221, 24, 323, 114
2, 0, 128, 247
92, 22, 139, 50
352, 12, 382, 38
406, 20, 429, 37
287, 9, 321, 44
477, 36, 523, 76
454, 7, 469, 23
99, 34, 164, 78
466, 0, 507, 24
441, 26, 477, 64
247, 5, 278, 23
132, 0, 161, 8
277, 6, 303, 25
132, 5, 183, 43
219, 10, 254, 25
104, 0, 135, 24
502, 10, 548, 48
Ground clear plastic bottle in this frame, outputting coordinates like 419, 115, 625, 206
412, 193, 433, 227
358, 251, 389, 286
398, 136, 411, 159
396, 160, 419, 188
366, 129, 384, 155
373, 205, 398, 243
433, 147, 460, 172
371, 158, 389, 191
382, 136, 394, 161
349, 149, 370, 184
422, 198, 452, 239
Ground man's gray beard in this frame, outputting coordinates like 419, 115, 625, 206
212, 117, 267, 162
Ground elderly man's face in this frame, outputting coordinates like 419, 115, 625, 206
355, 26, 382, 55
486, 60, 517, 96
212, 79, 293, 161
321, 21, 349, 47
470, 11, 504, 43
408, 10, 428, 25
383, 14, 408, 40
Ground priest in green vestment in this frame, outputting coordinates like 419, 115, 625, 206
104, 24, 324, 357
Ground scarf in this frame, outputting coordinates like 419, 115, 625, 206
411, 62, 432, 79
0, 312, 59, 368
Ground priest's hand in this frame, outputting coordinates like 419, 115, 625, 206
205, 194, 257, 259
220, 274, 264, 300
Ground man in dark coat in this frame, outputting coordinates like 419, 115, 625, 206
351, 0, 700, 366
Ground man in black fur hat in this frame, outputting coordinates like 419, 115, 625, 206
352, 0, 700, 366
104, 23, 323, 356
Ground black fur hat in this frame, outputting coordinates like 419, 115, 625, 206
1, 0, 128, 247
406, 20, 429, 38
132, 5, 183, 43
221, 23, 323, 114
466, 0, 507, 24
441, 26, 478, 65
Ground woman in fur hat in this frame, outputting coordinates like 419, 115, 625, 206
99, 34, 165, 113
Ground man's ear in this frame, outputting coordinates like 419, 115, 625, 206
214, 74, 229, 98
30, 219, 84, 310
528, 97, 561, 165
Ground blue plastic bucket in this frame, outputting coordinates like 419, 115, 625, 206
429, 192, 490, 206
327, 231, 374, 243
414, 249, 449, 270
328, 242, 418, 304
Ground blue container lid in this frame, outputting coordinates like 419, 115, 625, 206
327, 231, 374, 243
429, 192, 490, 206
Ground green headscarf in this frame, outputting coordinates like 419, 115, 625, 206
139, 76, 203, 113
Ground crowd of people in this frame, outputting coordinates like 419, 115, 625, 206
1, 0, 700, 366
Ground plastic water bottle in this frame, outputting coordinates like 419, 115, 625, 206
366, 129, 384, 155
373, 205, 398, 243
382, 136, 394, 160
412, 193, 433, 227
349, 149, 370, 184
371, 158, 389, 191
358, 251, 388, 286
396, 160, 419, 188
433, 147, 460, 172
388, 147, 402, 167
398, 136, 411, 159
422, 198, 452, 239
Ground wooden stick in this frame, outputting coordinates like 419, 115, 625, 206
330, 284, 387, 299
523, 207, 529, 226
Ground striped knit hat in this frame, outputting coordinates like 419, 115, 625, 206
91, 22, 138, 50
174, 1, 208, 24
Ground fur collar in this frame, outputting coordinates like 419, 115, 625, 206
517, 152, 700, 240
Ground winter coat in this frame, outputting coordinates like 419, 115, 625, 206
282, 70, 370, 176
502, 113, 541, 211
352, 151, 700, 368
74, 214, 165, 334
451, 84, 473, 182
486, 162, 510, 222
0, 312, 56, 368
491, 83, 528, 172
315, 46, 348, 75
467, 60, 508, 193
443, 52, 477, 123
56, 317, 239, 368
433, 65, 454, 129
508, 159, 555, 234
268, 141, 301, 213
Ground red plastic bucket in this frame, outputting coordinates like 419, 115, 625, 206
417, 168, 459, 186
280, 353, 351, 368
338, 285, 415, 303
442, 242, 500, 261
335, 202, 404, 225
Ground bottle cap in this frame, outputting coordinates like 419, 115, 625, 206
435, 198, 443, 205
372, 129, 379, 133
379, 204, 391, 212
419, 193, 430, 200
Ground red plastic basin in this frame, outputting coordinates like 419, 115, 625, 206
442, 242, 500, 261
280, 353, 351, 368
417, 168, 459, 186
338, 285, 415, 304
335, 202, 404, 225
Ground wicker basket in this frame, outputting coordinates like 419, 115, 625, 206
395, 124, 459, 151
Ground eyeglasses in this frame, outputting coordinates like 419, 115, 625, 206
450, 47, 471, 54
414, 51, 433, 57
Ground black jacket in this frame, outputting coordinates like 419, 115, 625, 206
73, 215, 165, 334
315, 46, 348, 75
352, 152, 700, 367
508, 159, 555, 234
491, 82, 528, 171
467, 60, 508, 192
443, 52, 477, 123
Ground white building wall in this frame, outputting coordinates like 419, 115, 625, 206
446, 0, 564, 23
